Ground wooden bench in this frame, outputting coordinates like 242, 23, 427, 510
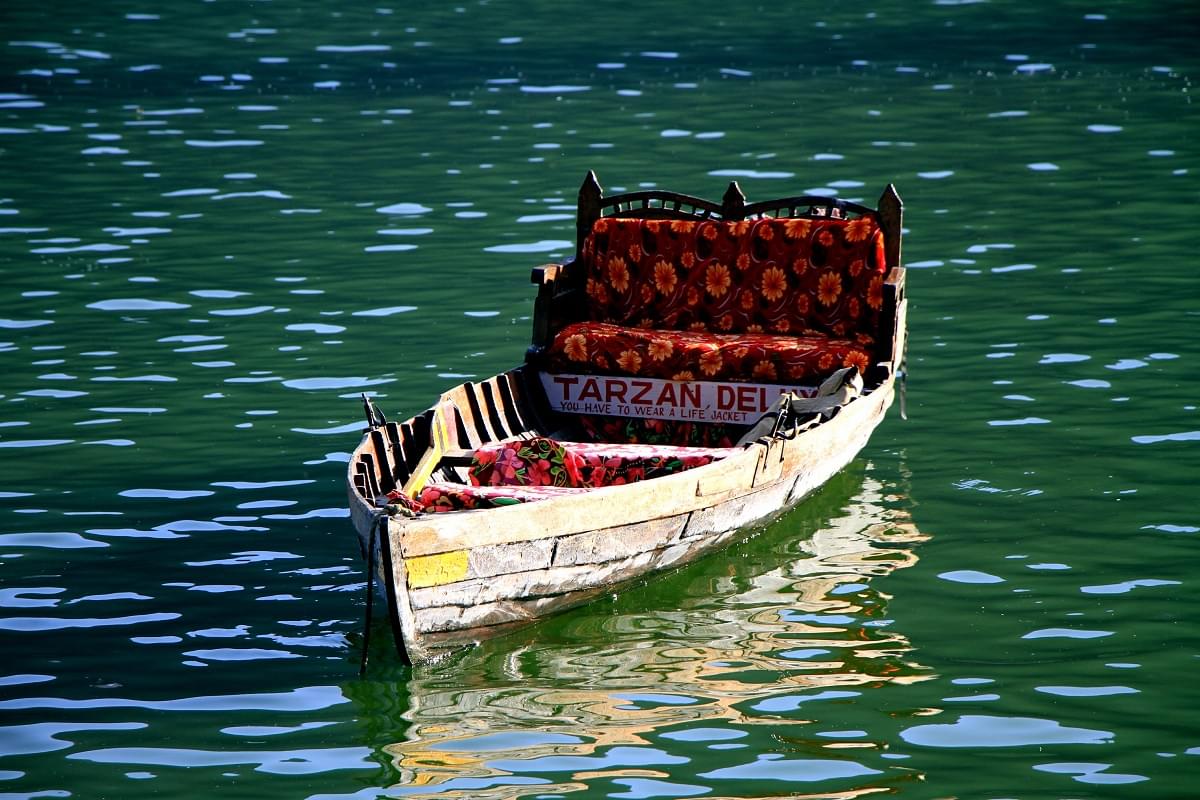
527, 172, 904, 445
372, 173, 905, 514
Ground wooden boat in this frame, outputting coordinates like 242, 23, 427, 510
348, 172, 906, 665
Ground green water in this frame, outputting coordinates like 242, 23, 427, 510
1, 1, 1197, 797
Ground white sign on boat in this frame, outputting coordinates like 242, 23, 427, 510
540, 372, 818, 424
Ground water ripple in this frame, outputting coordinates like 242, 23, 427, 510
375, 202, 431, 215
87, 299, 190, 312
281, 377, 393, 391
0, 439, 74, 449
0, 723, 147, 757
184, 139, 264, 148
1080, 579, 1180, 594
118, 489, 214, 500
939, 569, 1004, 584
700, 755, 880, 781
0, 612, 180, 632
1036, 685, 1138, 697
1022, 628, 1113, 640
0, 685, 348, 713
901, 715, 1113, 747
1131, 431, 1200, 445
484, 239, 573, 253
1033, 762, 1147, 785
182, 647, 302, 661
66, 745, 373, 774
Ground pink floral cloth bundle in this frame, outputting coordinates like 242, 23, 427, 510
386, 436, 731, 513
468, 436, 729, 489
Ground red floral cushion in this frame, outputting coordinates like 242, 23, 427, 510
566, 441, 727, 487
581, 216, 886, 339
384, 436, 734, 514
547, 321, 872, 384
577, 415, 741, 448
382, 436, 734, 514
468, 436, 729, 490
467, 436, 583, 487
415, 483, 587, 513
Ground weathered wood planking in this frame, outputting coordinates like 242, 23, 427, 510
396, 381, 889, 559
399, 396, 889, 647
347, 366, 895, 663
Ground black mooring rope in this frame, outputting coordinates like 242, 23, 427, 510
358, 511, 384, 677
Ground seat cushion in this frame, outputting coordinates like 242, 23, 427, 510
547, 321, 872, 383
468, 436, 583, 488
577, 414, 742, 448
415, 483, 588, 513
566, 441, 729, 487
581, 216, 887, 339
386, 437, 733, 514
468, 436, 730, 490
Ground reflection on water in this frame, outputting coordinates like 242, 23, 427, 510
347, 469, 931, 795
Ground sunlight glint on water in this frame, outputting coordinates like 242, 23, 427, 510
0, 1, 1196, 797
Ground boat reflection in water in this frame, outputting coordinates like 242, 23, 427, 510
350, 463, 929, 796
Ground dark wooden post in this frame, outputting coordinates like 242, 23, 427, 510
877, 184, 903, 268
721, 181, 747, 220
877, 183, 906, 373
576, 170, 603, 258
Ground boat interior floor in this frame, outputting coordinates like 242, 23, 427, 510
390, 435, 735, 514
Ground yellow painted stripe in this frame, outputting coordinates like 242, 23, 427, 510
406, 549, 469, 589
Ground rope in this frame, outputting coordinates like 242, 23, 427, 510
739, 366, 862, 446
358, 510, 385, 677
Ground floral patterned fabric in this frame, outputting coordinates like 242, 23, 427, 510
413, 483, 588, 514
468, 436, 583, 488
383, 436, 733, 513
580, 216, 887, 339
544, 215, 885, 391
547, 321, 873, 383
577, 414, 741, 448
468, 436, 728, 490
566, 441, 727, 487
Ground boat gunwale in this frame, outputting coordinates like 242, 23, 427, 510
347, 374, 894, 662
347, 370, 894, 555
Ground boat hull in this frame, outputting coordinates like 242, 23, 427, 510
348, 374, 894, 663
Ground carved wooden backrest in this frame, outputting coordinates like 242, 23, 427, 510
575, 171, 902, 270
575, 171, 732, 259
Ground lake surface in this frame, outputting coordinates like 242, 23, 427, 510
1, 1, 1197, 797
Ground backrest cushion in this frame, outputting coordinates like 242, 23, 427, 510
581, 216, 886, 340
